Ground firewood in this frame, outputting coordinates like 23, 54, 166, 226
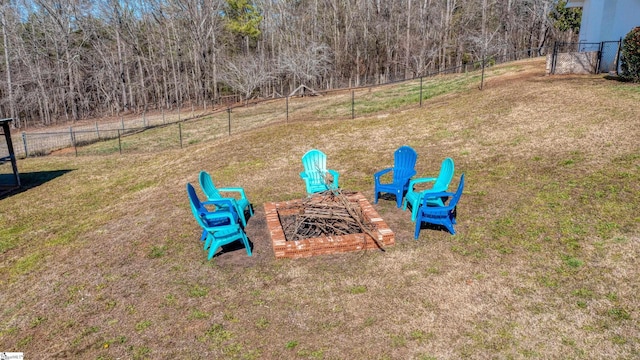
278, 189, 384, 249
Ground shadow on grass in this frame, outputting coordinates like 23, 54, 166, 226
0, 169, 75, 200
209, 239, 254, 259
415, 222, 456, 235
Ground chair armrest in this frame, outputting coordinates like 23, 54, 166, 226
374, 167, 392, 180
218, 187, 248, 199
420, 191, 454, 205
328, 169, 340, 186
300, 171, 309, 179
199, 209, 236, 226
409, 177, 436, 191
203, 198, 237, 210
204, 222, 240, 233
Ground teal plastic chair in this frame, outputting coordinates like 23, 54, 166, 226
414, 174, 464, 238
403, 157, 455, 221
199, 170, 253, 227
186, 183, 252, 260
373, 145, 418, 207
300, 149, 340, 194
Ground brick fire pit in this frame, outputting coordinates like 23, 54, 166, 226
265, 192, 395, 259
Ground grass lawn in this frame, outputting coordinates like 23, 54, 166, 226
1, 58, 638, 359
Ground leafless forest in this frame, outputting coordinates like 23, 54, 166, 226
0, 0, 578, 128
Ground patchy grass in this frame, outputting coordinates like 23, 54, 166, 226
0, 58, 638, 359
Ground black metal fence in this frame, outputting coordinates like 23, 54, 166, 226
549, 40, 622, 75
600, 40, 623, 73
2, 48, 552, 158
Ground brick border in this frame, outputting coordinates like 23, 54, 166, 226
265, 192, 395, 259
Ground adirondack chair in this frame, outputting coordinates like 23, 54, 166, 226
373, 145, 418, 208
186, 183, 252, 260
403, 157, 455, 221
414, 173, 464, 239
300, 149, 340, 194
199, 170, 253, 227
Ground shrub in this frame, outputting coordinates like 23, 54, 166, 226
620, 27, 640, 82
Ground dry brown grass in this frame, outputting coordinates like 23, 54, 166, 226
1, 58, 638, 359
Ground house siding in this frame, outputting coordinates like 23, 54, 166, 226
576, 0, 640, 43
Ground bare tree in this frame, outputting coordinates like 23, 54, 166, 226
220, 54, 274, 102
278, 41, 332, 91
0, 0, 575, 127
0, 3, 17, 126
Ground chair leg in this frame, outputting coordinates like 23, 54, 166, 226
207, 241, 220, 260
414, 220, 421, 240
203, 234, 212, 250
242, 233, 252, 256
411, 203, 419, 222
444, 222, 456, 235
395, 191, 403, 208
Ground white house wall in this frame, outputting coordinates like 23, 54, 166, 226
576, 0, 640, 43
609, 1, 640, 41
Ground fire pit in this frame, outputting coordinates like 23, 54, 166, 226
265, 191, 395, 258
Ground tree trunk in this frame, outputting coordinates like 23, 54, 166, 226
1, 9, 17, 127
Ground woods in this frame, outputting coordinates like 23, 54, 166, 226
0, 0, 579, 128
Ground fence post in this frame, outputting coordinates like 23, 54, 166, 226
178, 106, 181, 122
351, 90, 355, 119
286, 96, 289, 123
95, 121, 100, 140
597, 41, 604, 74
117, 129, 122, 154
419, 77, 423, 107
179, 122, 183, 148
227, 108, 231, 136
551, 41, 558, 74
143, 111, 147, 127
162, 108, 165, 124
22, 132, 28, 157
70, 127, 77, 157
614, 38, 623, 75
121, 116, 124, 131
480, 55, 486, 90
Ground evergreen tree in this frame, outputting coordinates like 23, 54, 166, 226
620, 27, 640, 82
549, 0, 581, 33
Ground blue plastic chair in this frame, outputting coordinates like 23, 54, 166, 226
199, 170, 253, 227
373, 145, 418, 207
403, 157, 455, 221
414, 174, 464, 239
186, 183, 252, 260
300, 149, 340, 194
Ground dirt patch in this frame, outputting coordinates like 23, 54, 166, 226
207, 205, 274, 266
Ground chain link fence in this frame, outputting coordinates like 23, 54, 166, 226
1, 107, 208, 158
548, 40, 622, 75
2, 48, 551, 158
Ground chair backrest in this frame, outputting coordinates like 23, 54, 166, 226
302, 149, 328, 185
433, 157, 455, 192
186, 183, 208, 229
199, 170, 222, 200
448, 173, 465, 209
302, 149, 327, 172
393, 145, 417, 182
